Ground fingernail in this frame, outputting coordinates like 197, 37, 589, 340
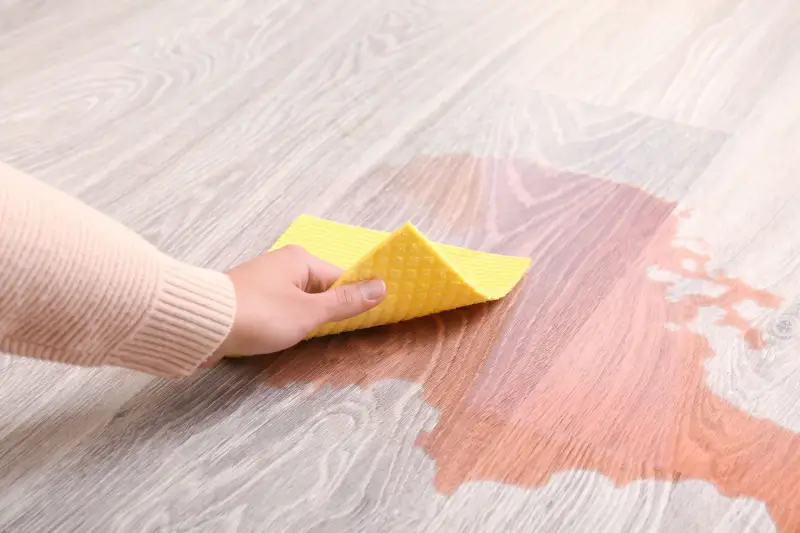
359, 279, 386, 301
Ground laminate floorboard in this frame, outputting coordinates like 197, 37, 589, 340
1, 1, 799, 532
515, 0, 800, 133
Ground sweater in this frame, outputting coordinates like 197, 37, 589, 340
0, 162, 236, 378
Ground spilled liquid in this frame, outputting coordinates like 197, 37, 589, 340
263, 157, 798, 530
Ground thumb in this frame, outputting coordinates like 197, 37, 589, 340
314, 279, 387, 324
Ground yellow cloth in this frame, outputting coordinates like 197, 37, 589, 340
272, 215, 531, 338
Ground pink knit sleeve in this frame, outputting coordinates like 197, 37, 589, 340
0, 162, 236, 378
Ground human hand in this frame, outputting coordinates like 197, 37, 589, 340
207, 244, 386, 365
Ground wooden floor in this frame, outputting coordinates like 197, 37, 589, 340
2, 1, 800, 531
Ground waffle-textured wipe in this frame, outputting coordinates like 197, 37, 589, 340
266, 215, 531, 338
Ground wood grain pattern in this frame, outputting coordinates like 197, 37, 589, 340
266, 157, 800, 528
668, 49, 800, 435
2, 0, 799, 531
513, 0, 800, 133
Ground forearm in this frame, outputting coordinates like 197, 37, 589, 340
0, 162, 236, 378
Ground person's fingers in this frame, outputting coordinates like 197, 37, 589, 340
310, 278, 387, 323
277, 244, 343, 292
303, 254, 344, 293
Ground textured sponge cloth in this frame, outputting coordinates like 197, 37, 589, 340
271, 215, 531, 338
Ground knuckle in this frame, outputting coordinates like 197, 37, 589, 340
281, 244, 307, 257
334, 285, 356, 306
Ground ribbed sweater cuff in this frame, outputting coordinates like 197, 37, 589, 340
109, 261, 236, 378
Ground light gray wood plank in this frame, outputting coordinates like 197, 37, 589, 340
671, 49, 800, 432
516, 0, 800, 133
0, 375, 777, 532
0, 0, 544, 267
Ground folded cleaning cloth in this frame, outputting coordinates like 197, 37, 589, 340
268, 215, 531, 338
